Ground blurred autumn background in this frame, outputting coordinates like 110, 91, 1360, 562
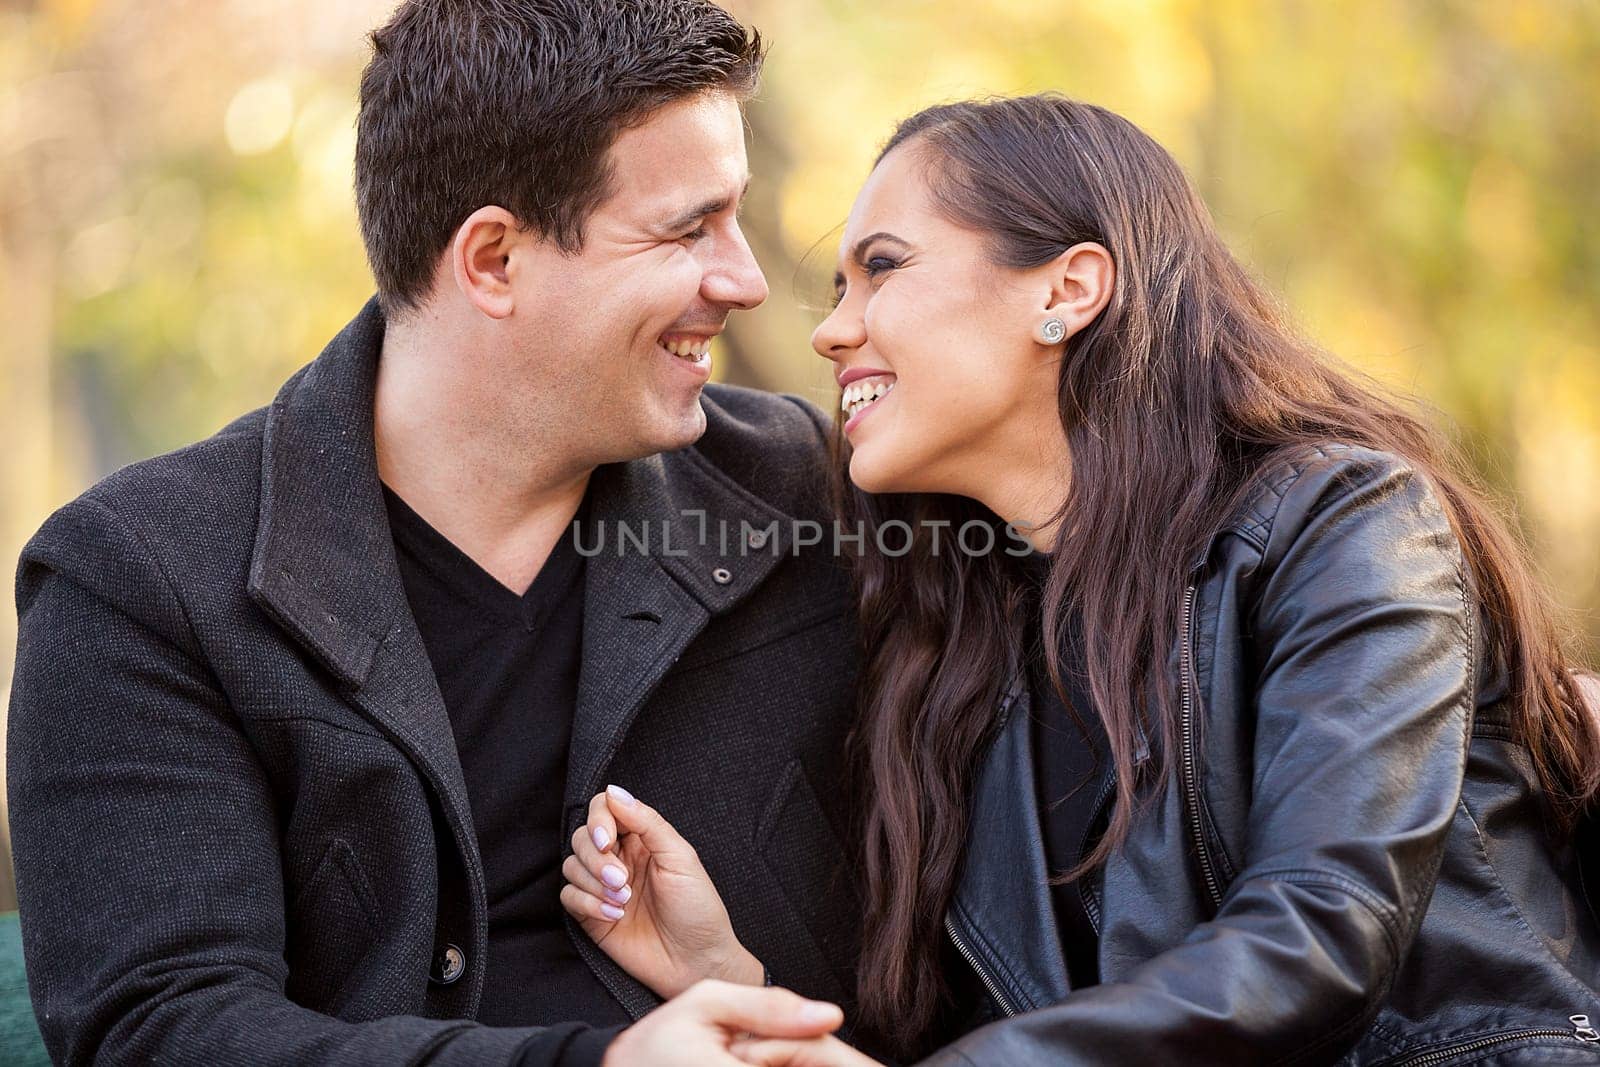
1, 0, 1597, 909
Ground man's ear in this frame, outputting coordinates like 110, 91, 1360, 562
1039, 241, 1115, 339
450, 205, 523, 320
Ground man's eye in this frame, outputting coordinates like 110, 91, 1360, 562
680, 226, 707, 242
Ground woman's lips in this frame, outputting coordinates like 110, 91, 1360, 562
836, 365, 895, 388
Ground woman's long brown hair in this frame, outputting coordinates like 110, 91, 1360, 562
839, 94, 1600, 1056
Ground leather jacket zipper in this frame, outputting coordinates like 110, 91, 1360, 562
945, 914, 1019, 1018
1178, 584, 1225, 912
941, 679, 1027, 1019
1078, 772, 1117, 935
1383, 1017, 1600, 1066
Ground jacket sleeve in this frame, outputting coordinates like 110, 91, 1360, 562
919, 452, 1476, 1066
5, 496, 617, 1067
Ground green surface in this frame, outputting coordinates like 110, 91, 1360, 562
0, 912, 51, 1066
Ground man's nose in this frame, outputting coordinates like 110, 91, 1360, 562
703, 225, 769, 310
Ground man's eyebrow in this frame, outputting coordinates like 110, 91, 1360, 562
833, 231, 910, 290
659, 175, 754, 233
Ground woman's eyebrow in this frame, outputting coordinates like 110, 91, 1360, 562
849, 231, 910, 263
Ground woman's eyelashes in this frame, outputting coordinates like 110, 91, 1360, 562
863, 254, 901, 278
831, 255, 903, 306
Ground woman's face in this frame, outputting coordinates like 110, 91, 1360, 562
811, 144, 1071, 503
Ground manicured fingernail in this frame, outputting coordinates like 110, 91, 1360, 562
799, 1001, 841, 1025
606, 784, 636, 806
600, 902, 625, 921
605, 885, 631, 905
591, 826, 610, 851
601, 864, 627, 889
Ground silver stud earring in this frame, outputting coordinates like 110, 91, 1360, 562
1036, 318, 1067, 345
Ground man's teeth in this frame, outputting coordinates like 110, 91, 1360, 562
840, 378, 896, 418
663, 337, 713, 362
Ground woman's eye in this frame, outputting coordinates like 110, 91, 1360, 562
863, 256, 899, 277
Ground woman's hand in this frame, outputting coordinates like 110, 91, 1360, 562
562, 784, 763, 999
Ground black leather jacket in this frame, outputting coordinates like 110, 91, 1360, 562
927, 445, 1600, 1066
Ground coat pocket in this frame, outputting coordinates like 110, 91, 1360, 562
754, 758, 861, 993
284, 836, 382, 1013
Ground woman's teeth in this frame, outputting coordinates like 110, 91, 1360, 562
663, 337, 712, 363
841, 378, 896, 418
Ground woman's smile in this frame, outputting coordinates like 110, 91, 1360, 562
841, 373, 897, 434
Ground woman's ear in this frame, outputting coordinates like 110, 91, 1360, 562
1037, 242, 1114, 343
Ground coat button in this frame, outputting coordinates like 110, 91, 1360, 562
711, 567, 733, 585
430, 943, 466, 985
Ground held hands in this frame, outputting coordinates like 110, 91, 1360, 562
599, 980, 879, 1067
562, 785, 762, 998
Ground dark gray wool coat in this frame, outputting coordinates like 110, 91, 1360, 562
7, 298, 863, 1066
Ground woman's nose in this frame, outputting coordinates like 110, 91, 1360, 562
811, 303, 864, 363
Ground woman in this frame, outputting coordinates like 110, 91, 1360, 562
561, 94, 1600, 1065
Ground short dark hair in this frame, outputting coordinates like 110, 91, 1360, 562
354, 0, 765, 317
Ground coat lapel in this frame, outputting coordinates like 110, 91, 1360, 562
563, 449, 798, 811
246, 297, 481, 893
557, 411, 807, 1021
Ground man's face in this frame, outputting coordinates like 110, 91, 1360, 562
506, 90, 768, 465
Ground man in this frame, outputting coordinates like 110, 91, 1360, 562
6, 2, 861, 1064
